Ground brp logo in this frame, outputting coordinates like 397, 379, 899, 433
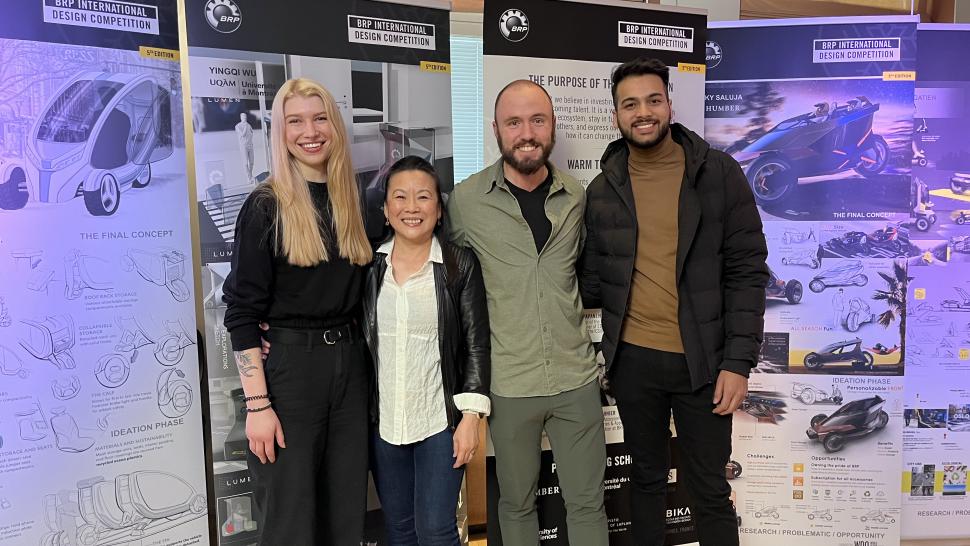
706, 41, 723, 69
205, 0, 242, 34
499, 9, 529, 42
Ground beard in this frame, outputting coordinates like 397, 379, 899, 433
619, 117, 670, 150
497, 129, 556, 176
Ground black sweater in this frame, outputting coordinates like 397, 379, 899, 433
222, 182, 365, 351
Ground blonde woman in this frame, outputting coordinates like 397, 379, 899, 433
222, 78, 372, 544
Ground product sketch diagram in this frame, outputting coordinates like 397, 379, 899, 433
41, 471, 206, 546
64, 250, 113, 300
940, 287, 970, 312
157, 368, 193, 418
19, 315, 76, 370
50, 406, 95, 453
0, 71, 173, 215
123, 249, 190, 302
0, 344, 28, 378
114, 316, 195, 366
731, 96, 889, 205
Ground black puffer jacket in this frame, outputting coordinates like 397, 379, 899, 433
362, 238, 491, 427
580, 124, 768, 390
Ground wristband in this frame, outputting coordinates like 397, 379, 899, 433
245, 402, 273, 413
244, 393, 270, 402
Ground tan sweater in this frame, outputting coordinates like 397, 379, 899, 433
621, 132, 685, 354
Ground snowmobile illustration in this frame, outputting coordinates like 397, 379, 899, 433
731, 96, 890, 205
806, 396, 889, 452
809, 261, 868, 293
0, 72, 172, 215
40, 471, 206, 546
122, 249, 190, 302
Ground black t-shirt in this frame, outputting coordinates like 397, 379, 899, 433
505, 169, 553, 253
222, 182, 365, 351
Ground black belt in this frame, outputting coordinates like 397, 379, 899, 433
267, 323, 356, 348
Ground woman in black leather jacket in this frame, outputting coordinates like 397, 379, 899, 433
361, 155, 490, 545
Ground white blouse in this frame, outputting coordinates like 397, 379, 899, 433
376, 237, 490, 445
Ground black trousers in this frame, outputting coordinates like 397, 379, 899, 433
611, 342, 738, 546
248, 328, 369, 545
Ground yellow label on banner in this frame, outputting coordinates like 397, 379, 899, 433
901, 471, 911, 492
914, 288, 926, 300
678, 62, 705, 74
139, 47, 179, 61
883, 71, 916, 81
420, 61, 451, 73
960, 348, 969, 360
793, 463, 804, 473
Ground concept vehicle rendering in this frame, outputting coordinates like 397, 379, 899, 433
803, 338, 875, 370
806, 395, 889, 452
766, 268, 803, 304
0, 72, 173, 215
809, 261, 868, 293
731, 96, 890, 205
791, 382, 843, 405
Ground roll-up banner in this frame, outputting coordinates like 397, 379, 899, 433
482, 1, 707, 544
705, 17, 917, 546
0, 2, 209, 545
901, 23, 970, 541
182, 0, 454, 543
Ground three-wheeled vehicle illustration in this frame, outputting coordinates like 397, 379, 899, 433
941, 287, 970, 312
730, 96, 890, 205
0, 71, 172, 215
952, 172, 970, 195
803, 338, 875, 370
808, 508, 833, 521
809, 261, 868, 293
859, 510, 895, 523
41, 471, 206, 546
806, 395, 889, 452
781, 249, 821, 269
791, 382, 843, 405
766, 268, 802, 304
952, 210, 970, 226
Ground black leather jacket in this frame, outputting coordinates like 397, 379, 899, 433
362, 238, 491, 428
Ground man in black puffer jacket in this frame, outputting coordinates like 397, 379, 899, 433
580, 58, 768, 546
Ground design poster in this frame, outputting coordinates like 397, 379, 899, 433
900, 24, 970, 539
183, 0, 453, 543
482, 1, 707, 544
0, 2, 208, 545
705, 17, 917, 546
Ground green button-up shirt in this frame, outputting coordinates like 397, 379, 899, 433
447, 159, 597, 398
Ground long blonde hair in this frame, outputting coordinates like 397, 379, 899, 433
264, 78, 371, 266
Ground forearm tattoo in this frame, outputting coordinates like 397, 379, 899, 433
234, 351, 259, 377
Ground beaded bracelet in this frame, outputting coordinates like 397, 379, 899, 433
244, 393, 269, 402
245, 402, 273, 413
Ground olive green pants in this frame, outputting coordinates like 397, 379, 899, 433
489, 380, 608, 546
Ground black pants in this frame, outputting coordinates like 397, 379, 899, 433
611, 342, 738, 546
248, 328, 369, 545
